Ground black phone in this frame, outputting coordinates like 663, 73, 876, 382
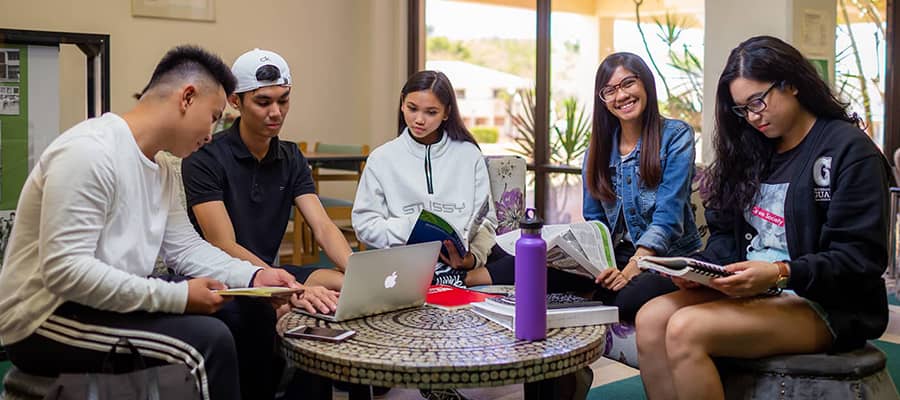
284, 326, 356, 342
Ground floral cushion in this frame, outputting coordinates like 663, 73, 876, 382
485, 156, 526, 235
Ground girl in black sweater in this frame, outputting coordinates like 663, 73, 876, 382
635, 36, 890, 400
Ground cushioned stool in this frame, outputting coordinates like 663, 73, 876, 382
717, 342, 900, 400
1, 366, 55, 400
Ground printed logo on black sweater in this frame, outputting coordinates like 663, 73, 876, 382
813, 156, 832, 202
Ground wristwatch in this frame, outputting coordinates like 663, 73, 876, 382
773, 261, 790, 289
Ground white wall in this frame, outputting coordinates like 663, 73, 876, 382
702, 0, 836, 163
1, 0, 409, 200
0, 0, 407, 150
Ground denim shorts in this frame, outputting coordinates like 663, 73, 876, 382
783, 289, 837, 340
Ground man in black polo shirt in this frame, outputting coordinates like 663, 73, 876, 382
182, 48, 351, 300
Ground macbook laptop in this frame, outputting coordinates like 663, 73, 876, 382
295, 241, 441, 322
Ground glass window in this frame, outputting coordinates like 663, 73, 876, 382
836, 1, 887, 147
425, 0, 536, 156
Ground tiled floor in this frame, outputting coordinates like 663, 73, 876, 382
331, 303, 900, 400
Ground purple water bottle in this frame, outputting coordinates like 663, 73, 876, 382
515, 208, 547, 340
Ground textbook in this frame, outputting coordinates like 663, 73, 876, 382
495, 222, 616, 279
406, 199, 491, 258
213, 287, 302, 298
425, 285, 502, 310
636, 256, 731, 286
470, 295, 618, 330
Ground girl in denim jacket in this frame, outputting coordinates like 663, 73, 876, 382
581, 52, 702, 323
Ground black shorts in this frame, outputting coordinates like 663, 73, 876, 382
278, 264, 330, 283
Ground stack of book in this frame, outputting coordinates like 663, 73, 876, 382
470, 294, 618, 330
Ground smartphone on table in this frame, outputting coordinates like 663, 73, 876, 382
284, 326, 356, 342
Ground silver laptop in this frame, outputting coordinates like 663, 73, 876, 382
295, 241, 441, 322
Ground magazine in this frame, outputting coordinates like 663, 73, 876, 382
406, 198, 491, 258
470, 295, 618, 330
636, 256, 731, 286
425, 285, 502, 310
495, 222, 616, 279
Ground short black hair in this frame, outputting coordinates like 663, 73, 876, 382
140, 45, 236, 96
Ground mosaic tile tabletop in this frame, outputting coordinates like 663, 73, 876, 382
277, 307, 606, 389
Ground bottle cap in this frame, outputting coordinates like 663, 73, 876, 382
519, 208, 543, 230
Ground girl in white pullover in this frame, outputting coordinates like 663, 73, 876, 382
352, 70, 505, 287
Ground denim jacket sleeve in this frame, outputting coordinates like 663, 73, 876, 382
582, 153, 610, 226
635, 120, 695, 254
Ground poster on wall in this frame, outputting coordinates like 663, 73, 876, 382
0, 49, 20, 83
800, 9, 828, 57
132, 0, 215, 22
0, 86, 19, 116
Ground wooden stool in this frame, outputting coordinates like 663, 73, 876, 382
717, 342, 900, 400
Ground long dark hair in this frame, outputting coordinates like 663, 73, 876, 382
706, 35, 859, 211
397, 70, 478, 147
585, 52, 663, 202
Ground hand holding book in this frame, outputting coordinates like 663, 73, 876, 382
707, 260, 784, 297
638, 256, 782, 296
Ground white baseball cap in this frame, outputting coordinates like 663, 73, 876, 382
231, 48, 292, 94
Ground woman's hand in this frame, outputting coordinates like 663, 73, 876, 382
595, 268, 628, 291
708, 261, 779, 297
621, 258, 642, 281
670, 276, 702, 290
440, 240, 476, 270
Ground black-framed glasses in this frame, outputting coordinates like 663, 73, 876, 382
599, 75, 640, 102
731, 81, 781, 118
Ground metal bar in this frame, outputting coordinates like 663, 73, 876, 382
534, 0, 551, 217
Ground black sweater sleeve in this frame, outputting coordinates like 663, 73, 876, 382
789, 153, 890, 300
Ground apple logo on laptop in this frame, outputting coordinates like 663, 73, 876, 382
384, 271, 398, 289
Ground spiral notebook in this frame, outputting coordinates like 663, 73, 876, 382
636, 256, 732, 286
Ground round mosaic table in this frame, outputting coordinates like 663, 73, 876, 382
277, 306, 606, 399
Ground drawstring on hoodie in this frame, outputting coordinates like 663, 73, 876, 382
425, 144, 434, 194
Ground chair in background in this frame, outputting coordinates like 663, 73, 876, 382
485, 155, 527, 235
887, 148, 900, 298
282, 142, 368, 265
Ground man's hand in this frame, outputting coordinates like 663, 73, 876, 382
252, 267, 302, 289
252, 267, 303, 308
185, 278, 229, 314
291, 285, 340, 314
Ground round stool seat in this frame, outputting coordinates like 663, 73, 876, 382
717, 343, 899, 400
718, 342, 886, 378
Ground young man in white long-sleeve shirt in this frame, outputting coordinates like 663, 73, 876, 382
0, 45, 337, 400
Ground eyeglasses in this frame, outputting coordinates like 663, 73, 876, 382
599, 75, 640, 102
731, 81, 781, 118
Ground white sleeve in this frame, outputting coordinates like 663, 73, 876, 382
468, 157, 498, 267
37, 139, 188, 314
351, 159, 417, 249
159, 188, 261, 288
